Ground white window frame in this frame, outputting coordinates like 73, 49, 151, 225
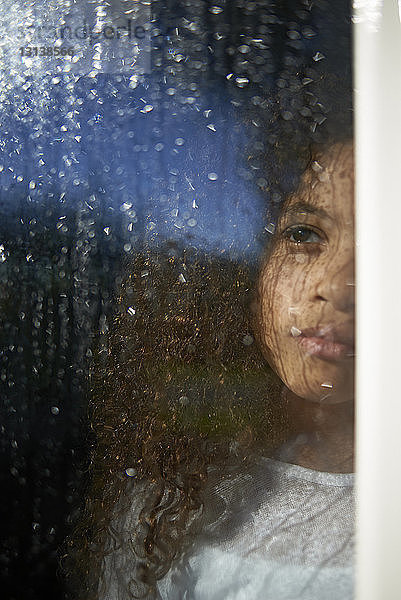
355, 1, 401, 598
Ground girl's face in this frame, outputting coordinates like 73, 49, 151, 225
257, 143, 354, 404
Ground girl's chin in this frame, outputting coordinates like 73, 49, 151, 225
281, 365, 354, 404
282, 374, 354, 404
287, 385, 354, 405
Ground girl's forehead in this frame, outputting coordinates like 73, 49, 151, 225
282, 143, 354, 223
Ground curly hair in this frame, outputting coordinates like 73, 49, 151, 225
64, 242, 292, 598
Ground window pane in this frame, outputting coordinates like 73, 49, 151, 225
0, 1, 354, 598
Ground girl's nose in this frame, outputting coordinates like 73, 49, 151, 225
315, 251, 355, 314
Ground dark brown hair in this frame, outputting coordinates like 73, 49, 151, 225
64, 243, 290, 598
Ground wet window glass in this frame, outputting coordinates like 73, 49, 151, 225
0, 1, 354, 599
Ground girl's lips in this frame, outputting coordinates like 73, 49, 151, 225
292, 325, 355, 360
297, 336, 354, 360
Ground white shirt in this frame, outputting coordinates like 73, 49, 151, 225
101, 457, 354, 600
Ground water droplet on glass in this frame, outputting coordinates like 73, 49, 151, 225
235, 77, 249, 87
208, 172, 218, 181
265, 223, 275, 234
209, 6, 223, 14
318, 171, 330, 182
291, 326, 302, 337
242, 334, 254, 346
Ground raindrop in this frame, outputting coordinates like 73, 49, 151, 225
51, 406, 60, 415
242, 334, 254, 346
311, 161, 323, 172
318, 171, 330, 183
302, 27, 317, 38
208, 172, 218, 181
235, 77, 249, 87
290, 327, 302, 338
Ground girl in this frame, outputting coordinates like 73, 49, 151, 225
68, 139, 355, 600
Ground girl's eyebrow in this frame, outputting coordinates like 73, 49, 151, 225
282, 201, 332, 221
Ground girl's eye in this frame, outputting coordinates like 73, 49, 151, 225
283, 225, 323, 244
